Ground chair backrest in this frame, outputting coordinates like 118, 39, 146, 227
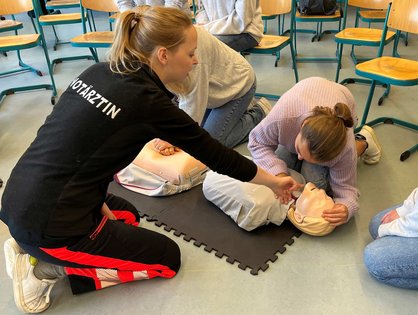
260, 0, 292, 16
82, 0, 119, 13
0, 0, 32, 15
388, 0, 418, 35
348, 0, 391, 10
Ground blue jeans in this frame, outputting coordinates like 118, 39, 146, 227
364, 205, 418, 289
202, 81, 264, 148
214, 33, 258, 52
275, 145, 332, 195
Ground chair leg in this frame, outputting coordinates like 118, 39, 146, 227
89, 47, 99, 63
39, 35, 58, 104
340, 78, 390, 106
400, 144, 417, 162
51, 25, 60, 51
16, 50, 43, 76
362, 117, 418, 162
290, 43, 299, 83
29, 16, 38, 34
358, 80, 377, 128
335, 43, 344, 82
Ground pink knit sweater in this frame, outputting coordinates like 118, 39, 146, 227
248, 77, 359, 219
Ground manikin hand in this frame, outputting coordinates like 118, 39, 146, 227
381, 209, 400, 224
101, 202, 116, 220
152, 138, 180, 156
322, 203, 348, 226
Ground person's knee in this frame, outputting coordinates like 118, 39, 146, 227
364, 243, 386, 281
368, 216, 381, 240
163, 237, 181, 274
301, 171, 329, 191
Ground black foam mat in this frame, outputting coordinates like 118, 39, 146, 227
108, 182, 301, 275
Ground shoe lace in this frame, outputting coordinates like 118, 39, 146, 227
33, 279, 56, 309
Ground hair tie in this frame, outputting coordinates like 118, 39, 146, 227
131, 13, 140, 29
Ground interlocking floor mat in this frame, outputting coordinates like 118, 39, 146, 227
108, 182, 301, 275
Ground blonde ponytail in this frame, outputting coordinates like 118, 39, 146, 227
109, 5, 193, 75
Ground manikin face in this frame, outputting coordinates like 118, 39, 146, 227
163, 26, 198, 83
294, 182, 334, 223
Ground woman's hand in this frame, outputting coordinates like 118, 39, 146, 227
152, 138, 179, 156
101, 202, 116, 220
273, 175, 304, 204
250, 167, 303, 203
381, 209, 400, 224
322, 203, 348, 226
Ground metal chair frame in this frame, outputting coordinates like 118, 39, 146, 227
0, 0, 57, 105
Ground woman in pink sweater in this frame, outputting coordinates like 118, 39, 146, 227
248, 77, 382, 226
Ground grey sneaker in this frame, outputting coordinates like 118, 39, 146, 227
255, 97, 272, 116
13, 254, 57, 313
4, 238, 25, 279
358, 125, 382, 164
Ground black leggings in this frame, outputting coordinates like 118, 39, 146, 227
18, 194, 181, 295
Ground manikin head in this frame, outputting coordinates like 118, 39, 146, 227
287, 182, 335, 236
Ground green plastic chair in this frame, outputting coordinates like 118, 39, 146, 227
0, 12, 23, 56
353, 3, 408, 55
335, 0, 396, 107
34, 0, 94, 69
0, 0, 57, 105
243, 0, 299, 100
70, 0, 119, 62
293, 0, 347, 63
354, 0, 418, 161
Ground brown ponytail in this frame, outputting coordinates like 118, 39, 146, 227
109, 5, 193, 75
301, 103, 354, 162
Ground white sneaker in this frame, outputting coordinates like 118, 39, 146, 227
248, 97, 258, 110
4, 237, 25, 279
13, 254, 57, 313
255, 97, 272, 116
358, 125, 382, 165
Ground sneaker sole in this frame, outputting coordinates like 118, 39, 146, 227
4, 238, 23, 279
362, 125, 382, 165
13, 254, 30, 313
13, 255, 52, 314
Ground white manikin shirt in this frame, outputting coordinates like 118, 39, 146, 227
203, 167, 305, 231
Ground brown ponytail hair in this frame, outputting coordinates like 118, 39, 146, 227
109, 5, 193, 74
301, 103, 354, 162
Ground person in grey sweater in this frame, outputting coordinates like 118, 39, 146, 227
194, 0, 263, 51
167, 26, 271, 148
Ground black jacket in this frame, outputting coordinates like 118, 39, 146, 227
0, 62, 257, 247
